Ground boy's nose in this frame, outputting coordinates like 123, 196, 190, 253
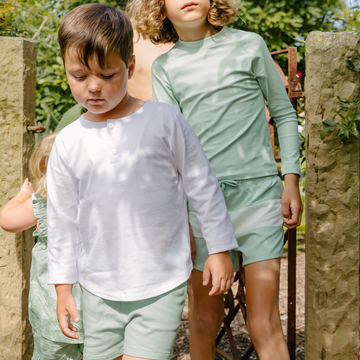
88, 80, 101, 92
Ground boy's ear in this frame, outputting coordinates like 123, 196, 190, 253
128, 55, 136, 80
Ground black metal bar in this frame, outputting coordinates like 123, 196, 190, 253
287, 228, 297, 360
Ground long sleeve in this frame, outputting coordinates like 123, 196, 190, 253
173, 111, 238, 254
252, 35, 301, 177
47, 136, 80, 284
152, 58, 181, 111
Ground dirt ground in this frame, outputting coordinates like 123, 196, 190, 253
172, 252, 306, 360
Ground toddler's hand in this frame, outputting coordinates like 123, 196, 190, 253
203, 251, 234, 296
55, 284, 80, 339
20, 178, 33, 195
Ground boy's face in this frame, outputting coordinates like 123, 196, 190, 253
64, 48, 135, 119
164, 0, 211, 29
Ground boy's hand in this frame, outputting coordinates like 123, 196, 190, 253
55, 284, 80, 339
282, 173, 303, 229
203, 251, 234, 296
21, 178, 33, 195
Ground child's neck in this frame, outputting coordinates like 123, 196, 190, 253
176, 23, 218, 42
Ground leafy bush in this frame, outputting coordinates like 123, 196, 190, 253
0, 0, 16, 36
1, 0, 348, 132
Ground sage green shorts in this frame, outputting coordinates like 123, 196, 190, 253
32, 333, 83, 360
81, 282, 187, 360
188, 175, 284, 270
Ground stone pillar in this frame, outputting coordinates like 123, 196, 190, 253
0, 37, 36, 359
305, 32, 360, 360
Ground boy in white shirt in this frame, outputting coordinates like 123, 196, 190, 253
47, 4, 237, 360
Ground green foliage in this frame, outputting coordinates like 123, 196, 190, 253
3, 0, 126, 131
2, 0, 348, 132
0, 0, 16, 36
345, 57, 360, 72
231, 0, 347, 73
321, 97, 360, 142
333, 4, 360, 32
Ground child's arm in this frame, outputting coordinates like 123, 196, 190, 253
47, 135, 80, 336
251, 35, 303, 227
282, 173, 302, 228
55, 284, 80, 339
0, 178, 37, 232
152, 57, 181, 110
173, 111, 238, 296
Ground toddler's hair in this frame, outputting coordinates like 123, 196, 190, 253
30, 133, 58, 201
58, 3, 133, 68
126, 0, 238, 44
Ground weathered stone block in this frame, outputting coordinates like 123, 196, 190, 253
0, 37, 36, 360
305, 32, 360, 360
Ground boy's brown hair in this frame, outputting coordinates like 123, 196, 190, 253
126, 0, 238, 44
59, 3, 133, 68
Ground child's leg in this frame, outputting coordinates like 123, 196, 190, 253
32, 332, 83, 360
244, 258, 289, 360
188, 176, 285, 359
187, 269, 224, 360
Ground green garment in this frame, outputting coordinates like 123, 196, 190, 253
152, 26, 301, 180
29, 194, 83, 343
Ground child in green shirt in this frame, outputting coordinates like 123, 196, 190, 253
127, 1, 302, 359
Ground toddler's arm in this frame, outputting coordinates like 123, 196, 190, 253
0, 178, 37, 232
55, 284, 81, 339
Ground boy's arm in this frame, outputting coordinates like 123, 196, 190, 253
0, 179, 37, 232
252, 35, 302, 227
173, 111, 238, 295
47, 137, 79, 285
55, 284, 80, 339
47, 136, 80, 336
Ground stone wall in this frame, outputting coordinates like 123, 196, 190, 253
0, 37, 36, 359
305, 32, 360, 359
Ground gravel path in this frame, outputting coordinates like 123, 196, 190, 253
172, 253, 306, 360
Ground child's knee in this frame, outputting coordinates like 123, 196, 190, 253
247, 315, 279, 341
192, 304, 224, 334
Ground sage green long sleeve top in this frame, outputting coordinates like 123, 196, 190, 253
152, 26, 301, 180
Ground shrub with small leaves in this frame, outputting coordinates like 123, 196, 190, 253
321, 97, 360, 142
0, 0, 16, 36
345, 56, 360, 72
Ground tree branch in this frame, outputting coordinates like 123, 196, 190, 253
15, 3, 48, 40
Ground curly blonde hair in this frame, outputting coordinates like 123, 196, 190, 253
126, 0, 238, 44
30, 133, 58, 201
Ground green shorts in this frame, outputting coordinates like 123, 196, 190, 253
188, 175, 284, 270
32, 333, 83, 360
81, 282, 187, 360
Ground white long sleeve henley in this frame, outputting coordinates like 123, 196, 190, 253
47, 101, 237, 301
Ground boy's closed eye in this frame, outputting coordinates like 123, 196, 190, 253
73, 74, 115, 81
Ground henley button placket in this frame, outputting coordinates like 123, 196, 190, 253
107, 121, 118, 163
